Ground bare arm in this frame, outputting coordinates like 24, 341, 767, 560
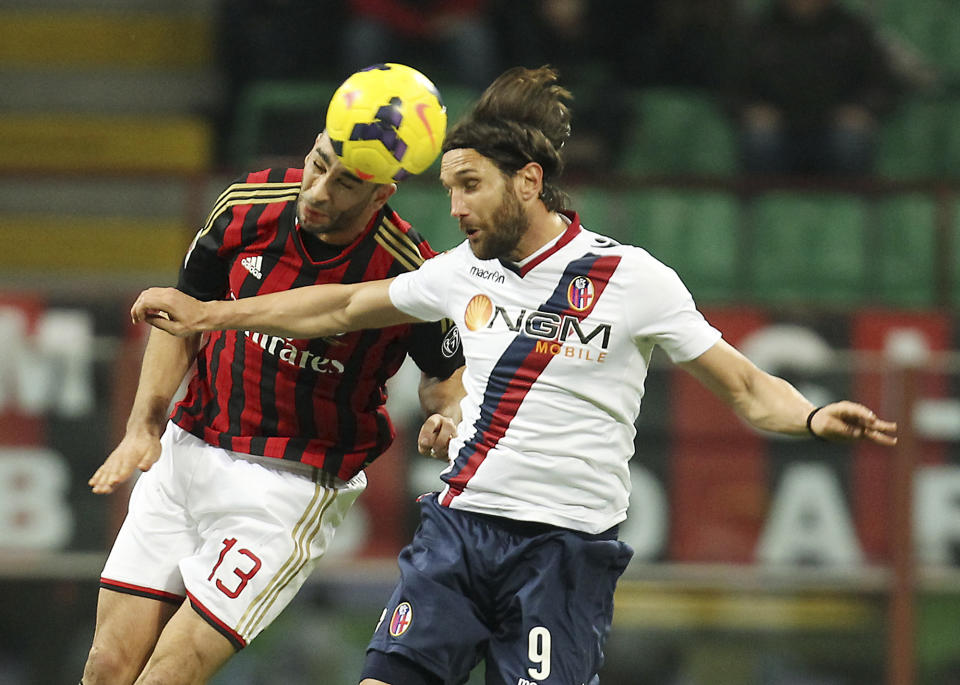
89, 328, 201, 493
416, 367, 466, 459
131, 279, 422, 339
679, 339, 897, 444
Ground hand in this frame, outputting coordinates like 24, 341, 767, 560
89, 429, 163, 494
808, 401, 897, 445
131, 287, 208, 337
417, 413, 458, 460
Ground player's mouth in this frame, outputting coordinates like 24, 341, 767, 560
302, 206, 330, 223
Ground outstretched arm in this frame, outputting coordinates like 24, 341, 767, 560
417, 367, 466, 460
131, 279, 421, 339
679, 339, 897, 444
89, 328, 200, 494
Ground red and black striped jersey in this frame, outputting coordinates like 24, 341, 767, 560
170, 168, 463, 481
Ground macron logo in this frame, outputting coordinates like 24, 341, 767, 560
241, 255, 263, 279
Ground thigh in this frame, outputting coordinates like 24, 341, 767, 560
136, 599, 236, 684
84, 588, 181, 682
365, 500, 490, 683
180, 458, 366, 649
100, 427, 199, 599
485, 535, 634, 685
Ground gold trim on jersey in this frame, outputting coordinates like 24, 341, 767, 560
234, 483, 336, 637
374, 217, 425, 272
197, 181, 300, 242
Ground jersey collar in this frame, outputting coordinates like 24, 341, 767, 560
500, 210, 581, 278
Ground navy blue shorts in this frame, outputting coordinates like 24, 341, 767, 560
361, 494, 634, 685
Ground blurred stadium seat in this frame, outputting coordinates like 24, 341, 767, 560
622, 88, 737, 176
623, 189, 742, 303
876, 98, 946, 179
748, 192, 868, 306
954, 197, 960, 308
880, 0, 960, 76
873, 193, 938, 306
387, 182, 459, 252
0, 114, 211, 174
228, 79, 339, 168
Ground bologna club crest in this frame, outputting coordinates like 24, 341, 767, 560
389, 601, 413, 636
566, 276, 595, 312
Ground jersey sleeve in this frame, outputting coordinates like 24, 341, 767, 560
175, 181, 240, 301
405, 319, 464, 379
387, 251, 451, 322
626, 251, 722, 363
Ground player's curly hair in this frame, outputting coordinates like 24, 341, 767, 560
442, 65, 571, 212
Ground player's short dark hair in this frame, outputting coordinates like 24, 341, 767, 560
442, 65, 571, 212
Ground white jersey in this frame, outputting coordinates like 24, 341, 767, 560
389, 213, 721, 533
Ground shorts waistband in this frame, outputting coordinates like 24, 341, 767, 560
458, 507, 619, 541
222, 450, 348, 488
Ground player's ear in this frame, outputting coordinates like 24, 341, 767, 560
515, 162, 543, 203
372, 182, 397, 209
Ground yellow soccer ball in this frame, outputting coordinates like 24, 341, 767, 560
326, 63, 447, 184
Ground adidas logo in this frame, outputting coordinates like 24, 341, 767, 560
241, 255, 263, 279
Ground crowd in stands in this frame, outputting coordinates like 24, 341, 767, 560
214, 0, 937, 178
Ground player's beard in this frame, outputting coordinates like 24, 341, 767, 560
297, 191, 374, 243
469, 186, 528, 261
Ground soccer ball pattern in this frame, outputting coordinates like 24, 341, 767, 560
326, 63, 447, 184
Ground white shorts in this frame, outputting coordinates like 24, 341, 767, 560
101, 422, 366, 648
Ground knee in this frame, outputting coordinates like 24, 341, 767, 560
82, 642, 139, 685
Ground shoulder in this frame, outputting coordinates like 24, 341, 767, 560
574, 227, 669, 273
374, 206, 443, 272
209, 168, 301, 216
585, 238, 687, 294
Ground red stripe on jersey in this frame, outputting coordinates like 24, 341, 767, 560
442, 254, 621, 505
517, 212, 582, 278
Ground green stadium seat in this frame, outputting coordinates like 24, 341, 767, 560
621, 190, 742, 303
388, 182, 460, 252
568, 186, 624, 242
229, 79, 339, 167
938, 98, 960, 178
748, 193, 868, 305
622, 88, 737, 176
953, 199, 960, 308
876, 98, 945, 179
880, 0, 960, 76
873, 194, 938, 306
438, 84, 479, 127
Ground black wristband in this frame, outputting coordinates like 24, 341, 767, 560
806, 406, 828, 441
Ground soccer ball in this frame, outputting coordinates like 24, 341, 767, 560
325, 63, 447, 184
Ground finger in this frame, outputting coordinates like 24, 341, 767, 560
866, 429, 898, 446
144, 315, 182, 336
89, 470, 118, 495
417, 422, 441, 456
417, 414, 441, 438
869, 419, 898, 433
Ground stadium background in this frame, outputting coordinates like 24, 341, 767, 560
1, 0, 959, 682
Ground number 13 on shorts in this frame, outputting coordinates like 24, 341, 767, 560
208, 537, 262, 598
